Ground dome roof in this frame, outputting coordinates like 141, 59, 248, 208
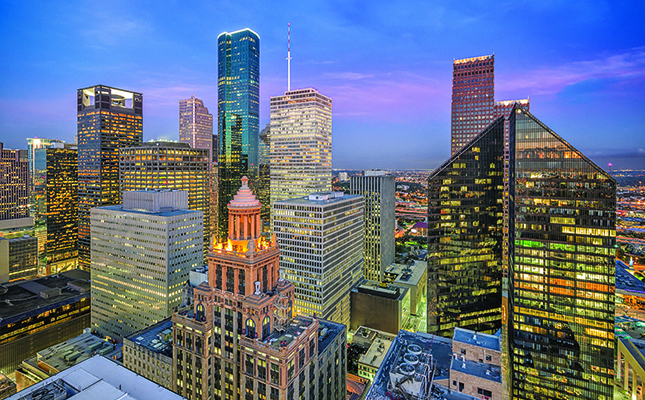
229, 176, 261, 208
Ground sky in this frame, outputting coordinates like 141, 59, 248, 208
0, 0, 644, 170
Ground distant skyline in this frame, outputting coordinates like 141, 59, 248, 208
1, 1, 644, 170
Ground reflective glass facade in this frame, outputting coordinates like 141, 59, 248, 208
258, 124, 271, 221
218, 29, 260, 240
427, 117, 505, 337
45, 145, 78, 272
451, 55, 495, 155
508, 108, 615, 399
0, 143, 29, 223
77, 85, 143, 268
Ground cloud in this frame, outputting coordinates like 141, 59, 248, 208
498, 46, 645, 96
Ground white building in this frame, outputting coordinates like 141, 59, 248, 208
273, 192, 363, 326
350, 170, 395, 282
90, 190, 203, 341
269, 88, 332, 224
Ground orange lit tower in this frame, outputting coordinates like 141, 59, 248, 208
173, 177, 339, 400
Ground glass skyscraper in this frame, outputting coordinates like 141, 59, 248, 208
507, 107, 615, 399
217, 29, 260, 240
427, 117, 505, 337
77, 85, 143, 268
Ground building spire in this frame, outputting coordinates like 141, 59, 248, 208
287, 23, 291, 91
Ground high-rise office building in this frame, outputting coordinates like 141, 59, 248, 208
0, 143, 31, 229
269, 88, 332, 222
218, 29, 260, 240
426, 117, 505, 338
45, 143, 78, 273
258, 124, 271, 221
119, 142, 211, 258
274, 192, 364, 326
27, 138, 65, 232
77, 85, 143, 268
172, 177, 347, 400
350, 170, 395, 282
179, 95, 214, 168
506, 107, 615, 399
0, 235, 38, 282
90, 190, 203, 341
451, 55, 495, 155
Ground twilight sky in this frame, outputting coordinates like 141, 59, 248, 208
1, 0, 644, 170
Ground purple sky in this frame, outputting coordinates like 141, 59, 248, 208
1, 1, 644, 170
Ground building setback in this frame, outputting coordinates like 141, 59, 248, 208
77, 85, 143, 268
350, 170, 395, 282
172, 177, 346, 400
119, 142, 211, 259
90, 190, 203, 341
217, 29, 260, 241
274, 192, 364, 326
269, 88, 332, 223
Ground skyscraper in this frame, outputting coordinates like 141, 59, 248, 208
45, 143, 78, 273
179, 95, 214, 168
27, 138, 64, 205
258, 124, 271, 221
172, 177, 347, 400
269, 88, 332, 222
350, 170, 395, 282
77, 85, 143, 268
218, 29, 260, 240
91, 190, 203, 341
273, 192, 364, 326
0, 143, 31, 229
451, 55, 495, 155
426, 117, 505, 337
506, 107, 615, 399
119, 142, 211, 259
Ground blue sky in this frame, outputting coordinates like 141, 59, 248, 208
1, 0, 644, 169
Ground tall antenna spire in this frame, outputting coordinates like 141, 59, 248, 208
287, 23, 291, 91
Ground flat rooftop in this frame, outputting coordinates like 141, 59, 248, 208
387, 260, 427, 287
22, 331, 120, 372
125, 318, 173, 358
262, 315, 316, 349
7, 355, 183, 400
275, 192, 362, 206
353, 280, 408, 301
616, 259, 645, 295
450, 358, 501, 383
318, 319, 345, 354
358, 335, 393, 368
452, 327, 500, 352
0, 270, 90, 325
95, 204, 201, 218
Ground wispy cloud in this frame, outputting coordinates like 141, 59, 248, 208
498, 46, 645, 96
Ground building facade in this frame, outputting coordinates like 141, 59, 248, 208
506, 107, 615, 399
123, 319, 174, 390
274, 192, 364, 326
45, 143, 78, 273
350, 280, 410, 335
350, 170, 395, 282
119, 142, 211, 258
217, 29, 260, 241
172, 177, 347, 400
90, 190, 203, 341
258, 124, 270, 222
450, 55, 495, 155
180, 95, 214, 168
0, 235, 38, 282
427, 117, 505, 338
77, 85, 143, 268
269, 88, 332, 223
0, 143, 31, 229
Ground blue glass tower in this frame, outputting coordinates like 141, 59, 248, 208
217, 29, 260, 240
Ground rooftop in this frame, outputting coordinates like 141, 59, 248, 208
7, 355, 184, 400
365, 330, 453, 400
262, 315, 316, 349
616, 259, 645, 295
452, 327, 500, 352
387, 260, 427, 287
353, 280, 409, 301
0, 270, 90, 325
358, 336, 393, 368
450, 358, 501, 383
125, 319, 173, 358
21, 331, 120, 373
620, 337, 645, 373
318, 319, 346, 354
275, 192, 362, 206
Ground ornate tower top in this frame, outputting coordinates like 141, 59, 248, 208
228, 176, 261, 209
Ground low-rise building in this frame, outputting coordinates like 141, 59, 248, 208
0, 270, 91, 376
449, 328, 502, 399
6, 355, 185, 400
123, 319, 173, 390
357, 335, 393, 381
14, 330, 120, 390
384, 260, 427, 316
350, 279, 410, 334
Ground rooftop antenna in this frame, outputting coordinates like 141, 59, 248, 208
287, 23, 292, 91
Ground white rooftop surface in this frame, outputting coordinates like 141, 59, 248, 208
8, 355, 184, 400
